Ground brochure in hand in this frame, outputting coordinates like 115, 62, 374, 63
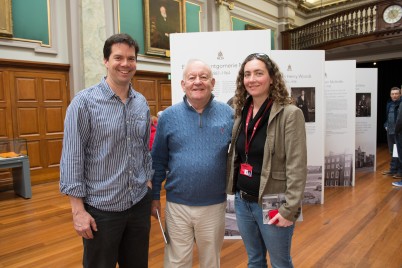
262, 193, 303, 224
156, 210, 169, 244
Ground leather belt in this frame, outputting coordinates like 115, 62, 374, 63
239, 190, 258, 203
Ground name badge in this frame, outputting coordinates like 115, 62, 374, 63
240, 163, 253, 177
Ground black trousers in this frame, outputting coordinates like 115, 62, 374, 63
83, 189, 152, 268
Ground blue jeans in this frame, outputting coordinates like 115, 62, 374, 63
235, 192, 294, 268
83, 188, 152, 268
387, 133, 401, 173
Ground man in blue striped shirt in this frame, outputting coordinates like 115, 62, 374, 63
60, 33, 153, 268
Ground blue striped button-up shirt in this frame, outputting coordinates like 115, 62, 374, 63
60, 77, 153, 212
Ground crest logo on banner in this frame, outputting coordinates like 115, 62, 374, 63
217, 51, 224, 60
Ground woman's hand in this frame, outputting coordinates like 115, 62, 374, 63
268, 212, 294, 227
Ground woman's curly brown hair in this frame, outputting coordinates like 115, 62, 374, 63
233, 53, 292, 118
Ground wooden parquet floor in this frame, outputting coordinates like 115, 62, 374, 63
0, 144, 401, 268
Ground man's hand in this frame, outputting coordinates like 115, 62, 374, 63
73, 210, 97, 239
151, 200, 161, 219
68, 196, 97, 239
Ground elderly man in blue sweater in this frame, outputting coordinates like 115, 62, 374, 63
151, 59, 234, 268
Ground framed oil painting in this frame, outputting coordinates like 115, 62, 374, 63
245, 24, 264, 30
0, 0, 13, 37
144, 0, 185, 57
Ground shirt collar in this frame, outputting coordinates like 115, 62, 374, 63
100, 76, 135, 100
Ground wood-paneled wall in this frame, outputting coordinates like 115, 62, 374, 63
0, 59, 70, 190
133, 71, 172, 116
0, 61, 172, 192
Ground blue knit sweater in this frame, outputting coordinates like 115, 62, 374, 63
151, 96, 234, 206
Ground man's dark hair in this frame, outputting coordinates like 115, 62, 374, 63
103, 33, 139, 60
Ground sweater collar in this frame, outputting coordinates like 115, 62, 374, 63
183, 94, 215, 112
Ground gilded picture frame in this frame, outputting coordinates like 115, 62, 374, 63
245, 24, 263, 30
0, 0, 13, 37
143, 0, 185, 57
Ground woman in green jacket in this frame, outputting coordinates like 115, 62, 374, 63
226, 53, 307, 268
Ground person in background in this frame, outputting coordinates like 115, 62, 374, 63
60, 33, 153, 268
149, 115, 158, 150
392, 87, 402, 187
226, 53, 307, 268
149, 110, 163, 150
151, 59, 233, 268
382, 87, 402, 178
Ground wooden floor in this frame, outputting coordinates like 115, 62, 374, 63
1, 144, 401, 268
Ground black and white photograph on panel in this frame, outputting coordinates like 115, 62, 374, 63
355, 143, 375, 172
303, 165, 322, 204
324, 151, 354, 187
291, 87, 316, 123
356, 93, 371, 117
224, 195, 240, 238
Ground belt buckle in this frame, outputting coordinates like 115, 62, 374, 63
240, 190, 246, 200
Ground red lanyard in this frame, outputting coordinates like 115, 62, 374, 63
244, 99, 273, 162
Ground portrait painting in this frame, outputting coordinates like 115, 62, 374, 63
0, 0, 13, 37
143, 0, 185, 57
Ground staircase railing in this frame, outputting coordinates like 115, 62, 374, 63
282, 0, 402, 50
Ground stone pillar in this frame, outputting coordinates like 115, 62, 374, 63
81, 0, 107, 88
217, 4, 232, 31
277, 1, 297, 49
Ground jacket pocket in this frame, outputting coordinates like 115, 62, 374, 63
271, 171, 286, 181
268, 171, 287, 194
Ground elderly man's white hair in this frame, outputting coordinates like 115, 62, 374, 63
182, 59, 213, 80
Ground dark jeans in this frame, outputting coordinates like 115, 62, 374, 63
387, 133, 401, 173
83, 188, 152, 268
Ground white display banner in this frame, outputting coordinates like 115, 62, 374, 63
169, 30, 271, 105
170, 30, 271, 239
355, 68, 377, 172
271, 50, 325, 204
324, 61, 356, 188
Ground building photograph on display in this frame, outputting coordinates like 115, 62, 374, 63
304, 165, 322, 204
291, 87, 316, 123
324, 151, 354, 187
225, 195, 240, 238
355, 144, 375, 171
356, 93, 371, 117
